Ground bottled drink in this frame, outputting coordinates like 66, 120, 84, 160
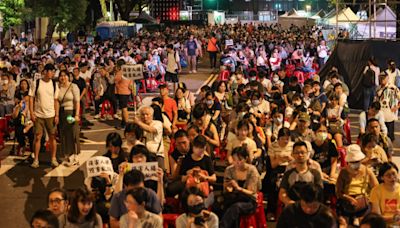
66, 115, 75, 124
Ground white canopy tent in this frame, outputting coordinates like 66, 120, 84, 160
326, 7, 360, 26
356, 5, 397, 39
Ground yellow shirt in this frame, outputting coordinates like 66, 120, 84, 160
370, 184, 400, 220
348, 172, 369, 196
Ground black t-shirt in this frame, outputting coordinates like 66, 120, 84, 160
72, 77, 86, 94
277, 201, 331, 228
104, 151, 127, 174
170, 147, 192, 163
311, 141, 338, 174
283, 84, 302, 95
179, 154, 214, 176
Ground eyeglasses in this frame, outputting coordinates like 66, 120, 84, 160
49, 198, 65, 204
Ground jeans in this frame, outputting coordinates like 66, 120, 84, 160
363, 86, 376, 112
385, 121, 395, 141
318, 57, 326, 69
220, 200, 257, 228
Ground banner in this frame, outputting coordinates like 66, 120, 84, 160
225, 39, 234, 46
125, 162, 158, 181
122, 64, 144, 80
86, 156, 114, 177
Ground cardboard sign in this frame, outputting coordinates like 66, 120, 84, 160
122, 64, 144, 80
126, 162, 158, 181
86, 156, 114, 177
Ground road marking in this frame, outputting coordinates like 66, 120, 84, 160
195, 74, 216, 95
0, 155, 29, 176
45, 150, 98, 177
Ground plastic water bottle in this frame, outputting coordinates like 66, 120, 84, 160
66, 115, 75, 124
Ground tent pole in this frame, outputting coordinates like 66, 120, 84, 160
336, 0, 339, 38
374, 0, 377, 38
385, 1, 387, 39
369, 0, 372, 38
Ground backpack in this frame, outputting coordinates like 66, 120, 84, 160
362, 66, 375, 88
395, 70, 400, 88
35, 79, 56, 96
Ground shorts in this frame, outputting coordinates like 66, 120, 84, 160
34, 117, 57, 135
117, 94, 129, 109
165, 71, 178, 83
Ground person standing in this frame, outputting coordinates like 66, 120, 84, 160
362, 58, 380, 112
375, 72, 400, 142
185, 35, 198, 74
165, 44, 180, 92
207, 33, 219, 70
29, 63, 60, 168
317, 40, 329, 68
71, 67, 91, 129
385, 60, 400, 86
114, 59, 133, 129
58, 70, 80, 165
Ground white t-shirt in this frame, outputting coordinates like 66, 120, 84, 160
144, 120, 164, 157
249, 99, 270, 114
386, 68, 400, 86
29, 79, 59, 118
317, 45, 329, 58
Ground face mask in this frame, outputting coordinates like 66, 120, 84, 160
316, 132, 328, 141
187, 203, 205, 215
206, 100, 214, 106
252, 100, 260, 106
349, 162, 361, 170
273, 77, 279, 82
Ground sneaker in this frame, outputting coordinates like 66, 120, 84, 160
113, 114, 119, 119
107, 114, 114, 120
94, 114, 100, 119
189, 71, 193, 73
193, 70, 197, 73
51, 158, 59, 168
31, 160, 39, 168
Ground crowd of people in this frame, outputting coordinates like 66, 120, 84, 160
0, 23, 399, 228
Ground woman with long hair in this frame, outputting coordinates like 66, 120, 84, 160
58, 188, 103, 227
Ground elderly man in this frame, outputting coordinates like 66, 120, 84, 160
279, 141, 323, 206
132, 106, 164, 170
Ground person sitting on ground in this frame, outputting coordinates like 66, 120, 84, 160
121, 123, 144, 154
360, 133, 388, 170
279, 141, 323, 206
58, 187, 103, 228
176, 187, 219, 228
132, 106, 165, 170
109, 169, 162, 228
220, 146, 261, 228
277, 183, 331, 228
47, 188, 69, 217
366, 118, 393, 161
104, 132, 127, 174
31, 209, 59, 228
359, 102, 387, 136
370, 162, 400, 226
119, 187, 163, 228
179, 135, 217, 207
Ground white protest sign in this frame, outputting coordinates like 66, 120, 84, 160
122, 64, 144, 80
126, 162, 158, 181
86, 156, 114, 178
225, 39, 233, 46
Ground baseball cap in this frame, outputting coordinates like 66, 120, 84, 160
298, 112, 310, 122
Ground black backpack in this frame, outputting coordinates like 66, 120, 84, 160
362, 66, 375, 88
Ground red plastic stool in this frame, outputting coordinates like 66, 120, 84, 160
293, 70, 305, 85
344, 118, 352, 144
138, 80, 147, 93
100, 100, 114, 119
240, 192, 267, 228
162, 214, 179, 228
337, 147, 347, 167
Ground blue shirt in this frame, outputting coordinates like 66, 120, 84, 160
186, 40, 197, 56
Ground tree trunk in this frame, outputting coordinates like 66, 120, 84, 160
44, 18, 56, 48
